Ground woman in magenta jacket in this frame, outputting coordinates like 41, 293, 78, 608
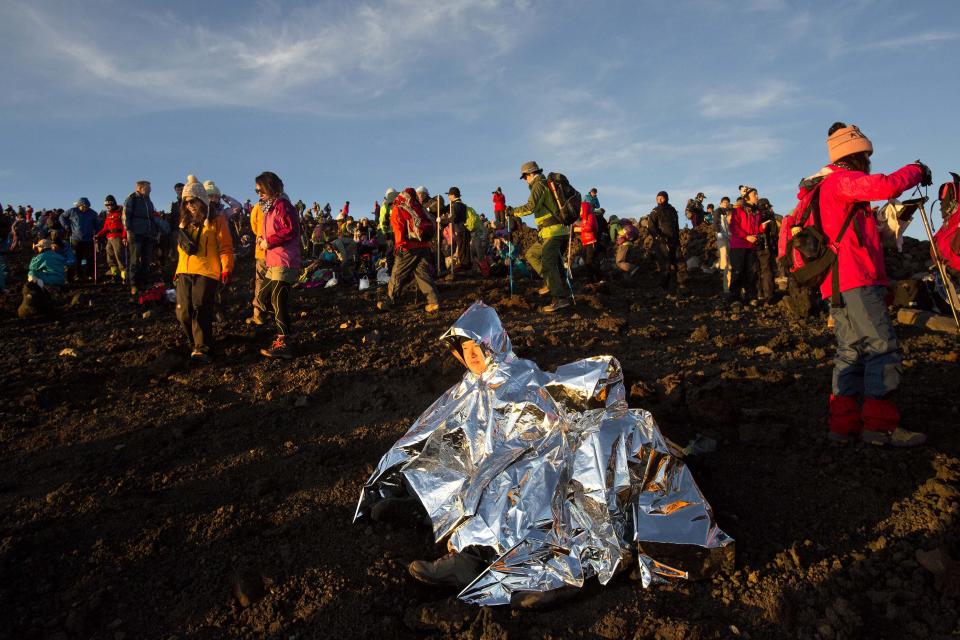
255, 171, 301, 359
726, 188, 762, 304
817, 122, 930, 447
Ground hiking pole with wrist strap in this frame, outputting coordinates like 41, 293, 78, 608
913, 195, 960, 333
547, 180, 576, 303
506, 213, 514, 297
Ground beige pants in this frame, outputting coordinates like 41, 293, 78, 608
718, 245, 731, 293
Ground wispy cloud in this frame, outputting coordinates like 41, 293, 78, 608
0, 0, 528, 116
699, 80, 797, 119
859, 30, 960, 50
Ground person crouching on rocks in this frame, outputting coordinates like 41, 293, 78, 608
19, 239, 67, 318
174, 176, 235, 364
816, 122, 931, 447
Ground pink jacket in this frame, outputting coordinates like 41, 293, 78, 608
816, 163, 922, 298
729, 206, 761, 250
261, 198, 302, 269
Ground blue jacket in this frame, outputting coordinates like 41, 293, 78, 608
29, 251, 67, 286
584, 194, 600, 210
60, 207, 101, 242
57, 242, 76, 267
123, 192, 157, 237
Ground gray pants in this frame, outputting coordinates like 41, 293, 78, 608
388, 248, 438, 305
830, 285, 901, 399
251, 258, 267, 319
105, 237, 124, 275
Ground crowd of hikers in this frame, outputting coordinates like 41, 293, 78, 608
2, 122, 958, 448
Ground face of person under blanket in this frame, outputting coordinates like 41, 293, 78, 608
457, 339, 488, 375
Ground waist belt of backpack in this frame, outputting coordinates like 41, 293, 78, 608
829, 207, 860, 308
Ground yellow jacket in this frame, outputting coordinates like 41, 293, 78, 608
250, 203, 265, 260
175, 213, 235, 280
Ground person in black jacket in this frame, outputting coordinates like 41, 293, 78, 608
648, 191, 681, 290
755, 198, 779, 304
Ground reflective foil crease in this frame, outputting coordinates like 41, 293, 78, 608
355, 301, 734, 606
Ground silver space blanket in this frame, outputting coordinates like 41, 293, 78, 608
355, 301, 733, 605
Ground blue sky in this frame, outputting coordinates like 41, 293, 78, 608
1, 0, 958, 225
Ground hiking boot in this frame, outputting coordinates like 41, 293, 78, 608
245, 315, 264, 326
260, 335, 292, 359
537, 285, 550, 295
861, 428, 927, 448
540, 297, 571, 313
425, 303, 440, 313
190, 349, 212, 365
510, 586, 580, 610
370, 496, 421, 523
408, 552, 484, 588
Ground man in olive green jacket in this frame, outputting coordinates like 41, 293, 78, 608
509, 161, 570, 312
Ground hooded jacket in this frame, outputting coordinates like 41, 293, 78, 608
60, 207, 101, 242
28, 251, 67, 286
391, 188, 433, 251
578, 202, 598, 246
934, 210, 960, 272
492, 191, 506, 213
648, 202, 679, 242
814, 163, 922, 298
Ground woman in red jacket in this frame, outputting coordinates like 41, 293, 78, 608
817, 122, 930, 447
726, 188, 762, 304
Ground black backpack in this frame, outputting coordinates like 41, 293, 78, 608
787, 178, 859, 306
546, 172, 582, 226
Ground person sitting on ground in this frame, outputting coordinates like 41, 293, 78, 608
28, 238, 67, 289
174, 176, 235, 364
614, 218, 640, 277
332, 224, 358, 282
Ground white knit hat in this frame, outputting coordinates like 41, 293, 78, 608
203, 180, 221, 198
182, 175, 209, 206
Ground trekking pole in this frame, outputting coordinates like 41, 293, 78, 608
435, 196, 441, 274
449, 202, 455, 273
547, 180, 576, 303
507, 214, 514, 297
93, 239, 98, 284
916, 197, 960, 333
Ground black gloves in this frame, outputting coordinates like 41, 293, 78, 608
915, 160, 933, 187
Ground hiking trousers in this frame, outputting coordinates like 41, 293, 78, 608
105, 238, 124, 276
257, 278, 292, 336
176, 274, 218, 352
128, 234, 155, 288
388, 248, 438, 305
71, 240, 94, 281
251, 258, 267, 319
728, 248, 758, 301
653, 239, 679, 289
527, 235, 566, 298
581, 242, 602, 282
830, 285, 901, 399
757, 248, 776, 301
718, 245, 731, 293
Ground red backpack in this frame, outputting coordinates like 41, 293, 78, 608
393, 190, 435, 242
938, 172, 959, 223
934, 211, 960, 272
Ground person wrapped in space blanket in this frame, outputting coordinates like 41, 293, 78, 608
355, 301, 733, 608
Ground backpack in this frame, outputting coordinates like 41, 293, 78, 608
546, 172, 582, 226
939, 172, 959, 222
465, 206, 481, 233
394, 192, 435, 242
785, 177, 859, 305
595, 211, 610, 245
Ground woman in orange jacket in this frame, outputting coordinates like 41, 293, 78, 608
175, 175, 235, 364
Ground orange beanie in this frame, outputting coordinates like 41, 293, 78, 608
827, 125, 873, 163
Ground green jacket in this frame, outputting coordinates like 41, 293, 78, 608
378, 202, 391, 235
511, 175, 568, 239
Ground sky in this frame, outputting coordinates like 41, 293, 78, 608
1, 0, 958, 227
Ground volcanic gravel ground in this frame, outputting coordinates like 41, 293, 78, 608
0, 247, 958, 640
